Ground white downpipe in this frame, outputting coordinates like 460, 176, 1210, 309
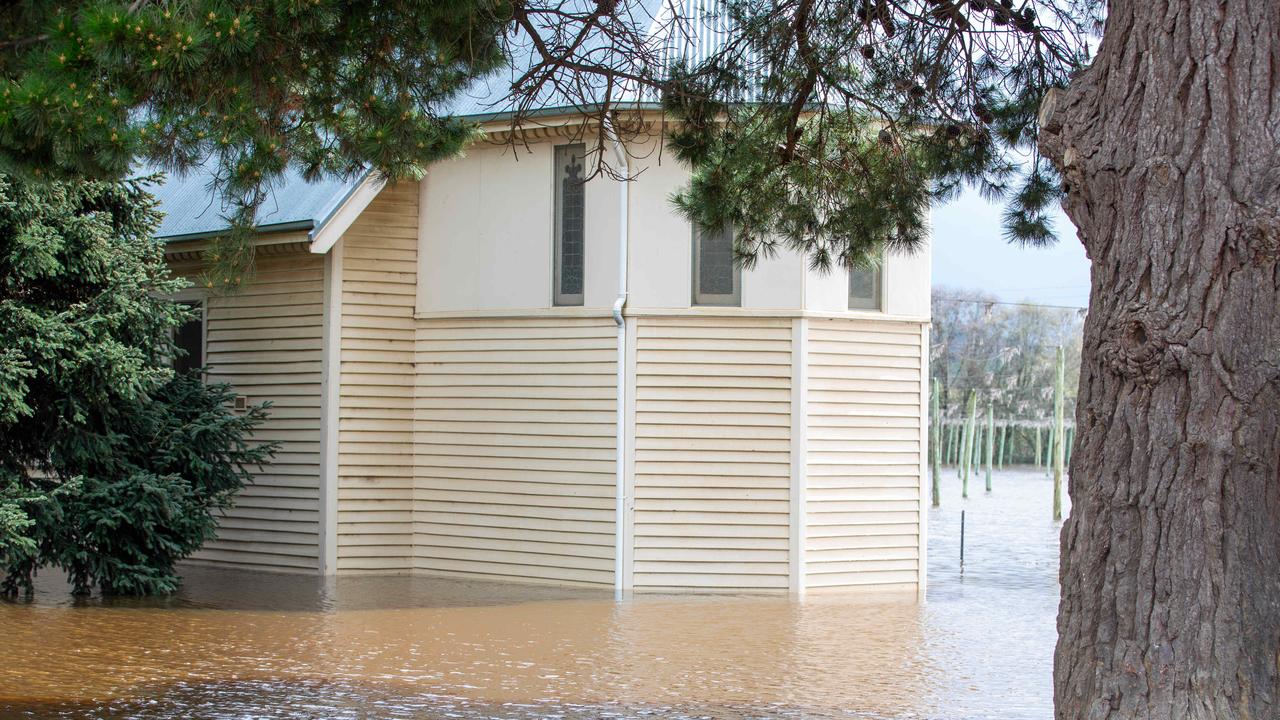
604, 115, 630, 595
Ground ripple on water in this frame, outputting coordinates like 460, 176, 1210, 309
1, 469, 1065, 720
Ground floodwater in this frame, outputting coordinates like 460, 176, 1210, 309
0, 468, 1067, 720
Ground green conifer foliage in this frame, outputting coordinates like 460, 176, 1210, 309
0, 175, 275, 595
0, 1, 507, 285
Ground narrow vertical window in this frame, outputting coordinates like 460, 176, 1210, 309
848, 264, 882, 310
692, 222, 740, 306
553, 144, 586, 306
173, 300, 205, 375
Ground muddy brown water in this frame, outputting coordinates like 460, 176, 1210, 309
0, 469, 1066, 719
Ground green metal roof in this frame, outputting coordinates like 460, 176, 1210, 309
146, 164, 367, 242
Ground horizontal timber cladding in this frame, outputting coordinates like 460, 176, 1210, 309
171, 243, 324, 572
335, 181, 420, 572
804, 317, 926, 590
632, 316, 793, 590
413, 316, 619, 586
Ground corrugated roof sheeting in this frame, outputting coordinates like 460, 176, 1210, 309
145, 163, 363, 241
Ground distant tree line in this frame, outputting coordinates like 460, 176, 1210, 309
930, 287, 1084, 465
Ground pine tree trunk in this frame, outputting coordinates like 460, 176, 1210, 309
1039, 1, 1280, 717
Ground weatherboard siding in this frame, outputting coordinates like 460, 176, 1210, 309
170, 241, 324, 572
412, 316, 618, 585
632, 316, 793, 590
335, 181, 420, 572
804, 317, 926, 590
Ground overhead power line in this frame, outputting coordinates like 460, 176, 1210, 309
933, 295, 1088, 312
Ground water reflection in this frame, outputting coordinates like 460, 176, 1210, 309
1, 469, 1065, 719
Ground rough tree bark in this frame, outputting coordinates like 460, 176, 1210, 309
1039, 1, 1280, 718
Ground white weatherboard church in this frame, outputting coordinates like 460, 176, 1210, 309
153, 7, 932, 595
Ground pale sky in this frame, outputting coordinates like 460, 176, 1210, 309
930, 188, 1092, 309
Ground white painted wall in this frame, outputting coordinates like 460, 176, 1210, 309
743, 246, 805, 309
804, 245, 932, 317
418, 143, 550, 311
883, 240, 932, 318
417, 131, 930, 318
623, 139, 690, 309
804, 263, 850, 314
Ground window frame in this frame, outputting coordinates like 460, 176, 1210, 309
691, 221, 741, 307
170, 294, 208, 376
552, 143, 587, 307
847, 261, 884, 311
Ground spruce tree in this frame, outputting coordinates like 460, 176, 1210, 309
0, 175, 274, 595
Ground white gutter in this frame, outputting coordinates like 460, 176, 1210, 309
604, 115, 630, 595
308, 173, 386, 255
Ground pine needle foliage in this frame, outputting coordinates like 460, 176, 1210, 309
660, 0, 1094, 268
0, 0, 508, 286
0, 174, 276, 595
668, 104, 932, 272
500, 0, 1100, 269
2, 0, 1099, 277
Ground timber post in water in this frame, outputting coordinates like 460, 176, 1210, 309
968, 417, 979, 471
1045, 421, 1055, 477
1033, 426, 1041, 470
1053, 346, 1065, 521
995, 423, 1006, 471
947, 422, 958, 465
961, 390, 977, 498
984, 402, 994, 492
931, 379, 941, 507
1004, 424, 1014, 467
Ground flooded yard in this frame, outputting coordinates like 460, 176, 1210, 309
0, 468, 1066, 719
